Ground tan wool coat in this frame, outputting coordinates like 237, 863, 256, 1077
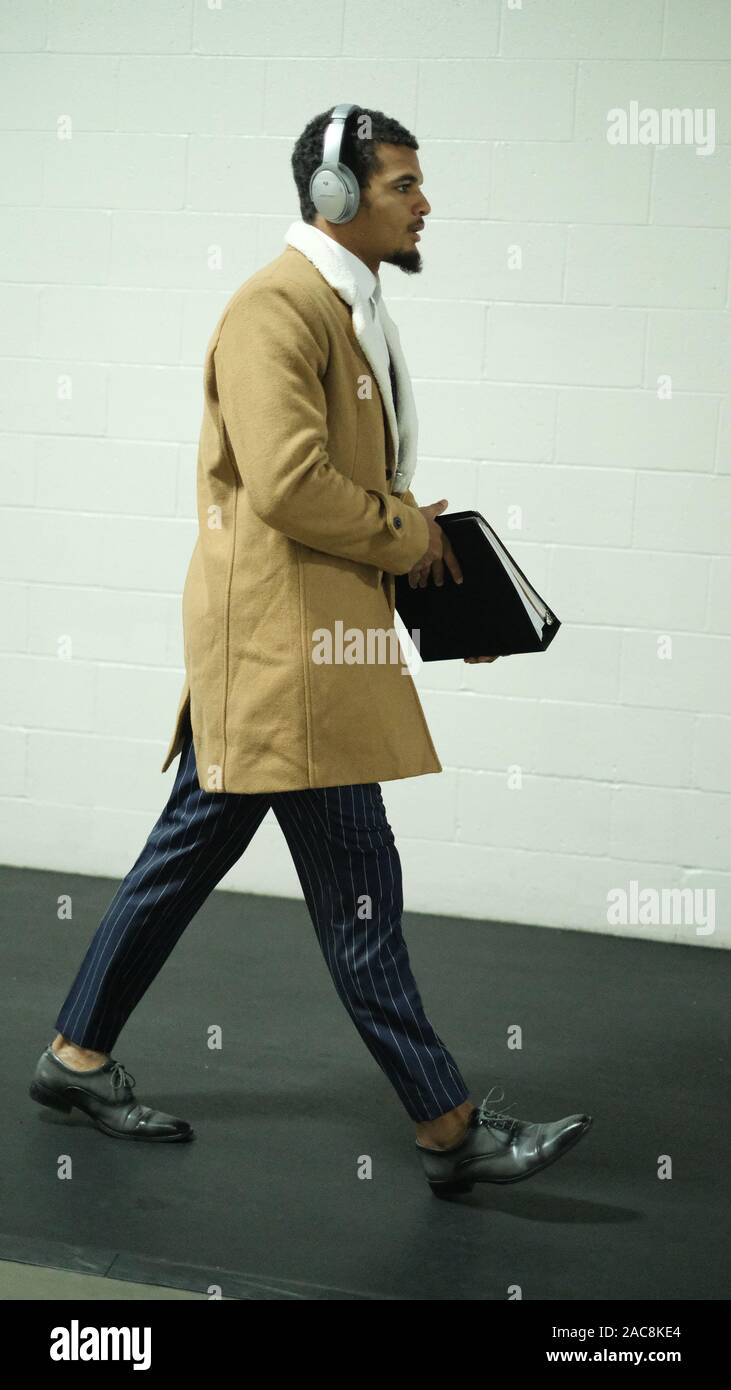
160, 239, 443, 793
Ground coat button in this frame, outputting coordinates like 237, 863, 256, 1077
394, 516, 402, 529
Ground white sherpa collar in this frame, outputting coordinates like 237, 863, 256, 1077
284, 219, 418, 494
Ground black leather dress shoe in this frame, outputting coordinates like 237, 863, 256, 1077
30, 1046, 195, 1143
416, 1086, 592, 1196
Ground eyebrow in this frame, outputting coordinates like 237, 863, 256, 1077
389, 174, 423, 186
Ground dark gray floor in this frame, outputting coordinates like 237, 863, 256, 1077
3, 863, 728, 1300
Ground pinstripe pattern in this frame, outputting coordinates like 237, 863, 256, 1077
55, 708, 470, 1122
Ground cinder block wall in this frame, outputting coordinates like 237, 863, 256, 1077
0, 1, 728, 945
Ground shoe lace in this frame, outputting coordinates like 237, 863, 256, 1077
474, 1084, 519, 1135
109, 1061, 136, 1093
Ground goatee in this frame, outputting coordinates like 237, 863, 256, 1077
382, 248, 422, 274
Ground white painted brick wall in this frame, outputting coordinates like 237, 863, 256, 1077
0, 0, 728, 949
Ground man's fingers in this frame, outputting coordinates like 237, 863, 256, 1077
407, 548, 461, 590
444, 549, 463, 585
408, 561, 430, 589
434, 534, 463, 586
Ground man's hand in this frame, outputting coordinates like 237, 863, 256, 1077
409, 498, 501, 664
409, 498, 463, 590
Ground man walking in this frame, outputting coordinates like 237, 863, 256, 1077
31, 105, 591, 1196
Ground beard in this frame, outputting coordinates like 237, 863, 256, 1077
380, 246, 423, 274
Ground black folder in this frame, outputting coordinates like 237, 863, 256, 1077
394, 509, 561, 661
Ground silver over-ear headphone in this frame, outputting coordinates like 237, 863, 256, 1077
309, 102, 362, 224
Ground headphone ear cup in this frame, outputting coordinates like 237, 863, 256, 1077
310, 163, 360, 223
310, 169, 347, 221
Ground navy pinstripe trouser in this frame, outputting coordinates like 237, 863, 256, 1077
55, 706, 471, 1123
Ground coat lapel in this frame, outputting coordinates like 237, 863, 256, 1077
284, 219, 418, 494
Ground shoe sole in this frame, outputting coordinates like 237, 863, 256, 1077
29, 1080, 195, 1143
427, 1116, 593, 1197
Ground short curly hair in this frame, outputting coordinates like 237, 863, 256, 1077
291, 105, 418, 223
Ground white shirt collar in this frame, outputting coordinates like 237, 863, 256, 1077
307, 224, 381, 317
